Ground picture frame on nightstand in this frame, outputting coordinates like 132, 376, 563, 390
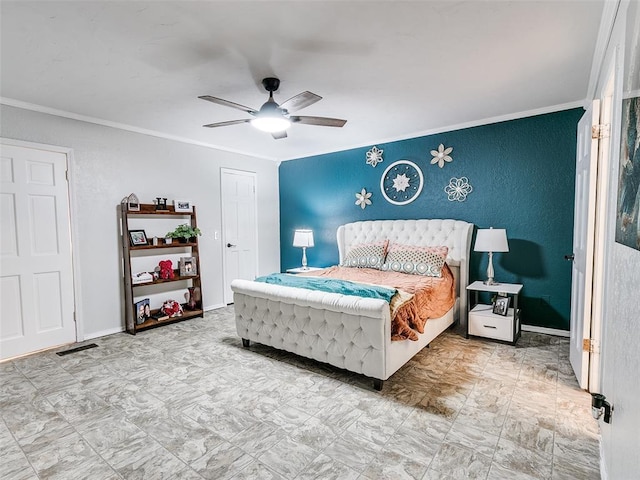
493, 296, 510, 316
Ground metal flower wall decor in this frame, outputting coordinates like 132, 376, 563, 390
355, 188, 373, 209
444, 177, 473, 202
366, 146, 384, 167
430, 144, 454, 168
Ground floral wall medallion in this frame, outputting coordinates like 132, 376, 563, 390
355, 188, 372, 209
380, 160, 424, 205
430, 144, 454, 168
444, 177, 473, 202
366, 146, 384, 167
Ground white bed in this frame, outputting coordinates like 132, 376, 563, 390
232, 219, 474, 389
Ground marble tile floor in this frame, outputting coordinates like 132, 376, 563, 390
1, 307, 601, 479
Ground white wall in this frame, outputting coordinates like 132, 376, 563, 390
592, 1, 640, 478
0, 105, 280, 339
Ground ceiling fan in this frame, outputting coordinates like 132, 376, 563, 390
199, 77, 347, 139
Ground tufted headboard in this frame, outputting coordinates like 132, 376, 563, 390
336, 219, 474, 322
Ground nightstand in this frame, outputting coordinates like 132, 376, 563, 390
285, 266, 324, 274
466, 280, 522, 344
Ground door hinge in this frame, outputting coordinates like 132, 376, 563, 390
73, 311, 77, 323
65, 170, 69, 181
583, 338, 600, 353
592, 124, 610, 139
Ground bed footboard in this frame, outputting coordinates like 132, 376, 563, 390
232, 279, 391, 381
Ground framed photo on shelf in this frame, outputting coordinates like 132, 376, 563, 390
179, 256, 197, 276
492, 296, 510, 316
127, 193, 140, 212
134, 298, 150, 325
174, 200, 193, 213
129, 230, 148, 246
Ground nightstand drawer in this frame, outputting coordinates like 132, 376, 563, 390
468, 306, 514, 341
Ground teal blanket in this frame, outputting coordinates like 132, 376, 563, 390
255, 273, 396, 302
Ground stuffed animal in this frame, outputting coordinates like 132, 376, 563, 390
158, 260, 174, 280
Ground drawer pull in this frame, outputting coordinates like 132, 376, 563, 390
483, 325, 497, 329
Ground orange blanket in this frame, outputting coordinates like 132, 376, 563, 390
298, 265, 455, 341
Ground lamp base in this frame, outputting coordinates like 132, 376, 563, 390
483, 253, 500, 286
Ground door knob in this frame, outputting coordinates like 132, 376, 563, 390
564, 254, 575, 261
227, 243, 236, 248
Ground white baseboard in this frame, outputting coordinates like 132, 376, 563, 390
83, 326, 125, 340
204, 303, 226, 311
599, 437, 608, 480
521, 324, 570, 337
83, 307, 226, 340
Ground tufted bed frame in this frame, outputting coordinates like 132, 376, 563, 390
232, 219, 474, 390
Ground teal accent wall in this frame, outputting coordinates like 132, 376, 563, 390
279, 108, 583, 330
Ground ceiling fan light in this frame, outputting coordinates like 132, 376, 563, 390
250, 116, 291, 133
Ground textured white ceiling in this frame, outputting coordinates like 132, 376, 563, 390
0, 1, 604, 161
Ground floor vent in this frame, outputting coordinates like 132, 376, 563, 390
56, 343, 98, 356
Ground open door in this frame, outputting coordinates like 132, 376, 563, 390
569, 101, 600, 389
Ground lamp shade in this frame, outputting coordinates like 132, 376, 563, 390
474, 228, 509, 252
293, 229, 314, 248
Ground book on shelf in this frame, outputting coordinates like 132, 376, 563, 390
149, 312, 169, 321
132, 272, 153, 284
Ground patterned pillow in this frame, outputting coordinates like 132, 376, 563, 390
381, 244, 449, 277
341, 241, 388, 269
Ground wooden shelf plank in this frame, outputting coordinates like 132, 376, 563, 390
132, 274, 199, 288
126, 204, 195, 216
134, 308, 204, 331
130, 242, 197, 251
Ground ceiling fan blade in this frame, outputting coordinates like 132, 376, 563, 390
290, 116, 347, 127
279, 91, 322, 113
203, 119, 251, 128
198, 95, 258, 115
271, 130, 288, 140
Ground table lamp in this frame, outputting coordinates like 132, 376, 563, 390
474, 227, 509, 285
293, 229, 314, 270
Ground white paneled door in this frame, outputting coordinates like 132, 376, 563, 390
221, 168, 258, 304
0, 144, 76, 360
569, 101, 600, 389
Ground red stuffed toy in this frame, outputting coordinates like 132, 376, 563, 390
158, 260, 174, 280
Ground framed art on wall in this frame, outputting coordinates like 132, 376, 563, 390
615, 96, 640, 251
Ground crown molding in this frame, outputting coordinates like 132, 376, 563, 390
2, 96, 586, 165
0, 97, 279, 162
281, 100, 585, 162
